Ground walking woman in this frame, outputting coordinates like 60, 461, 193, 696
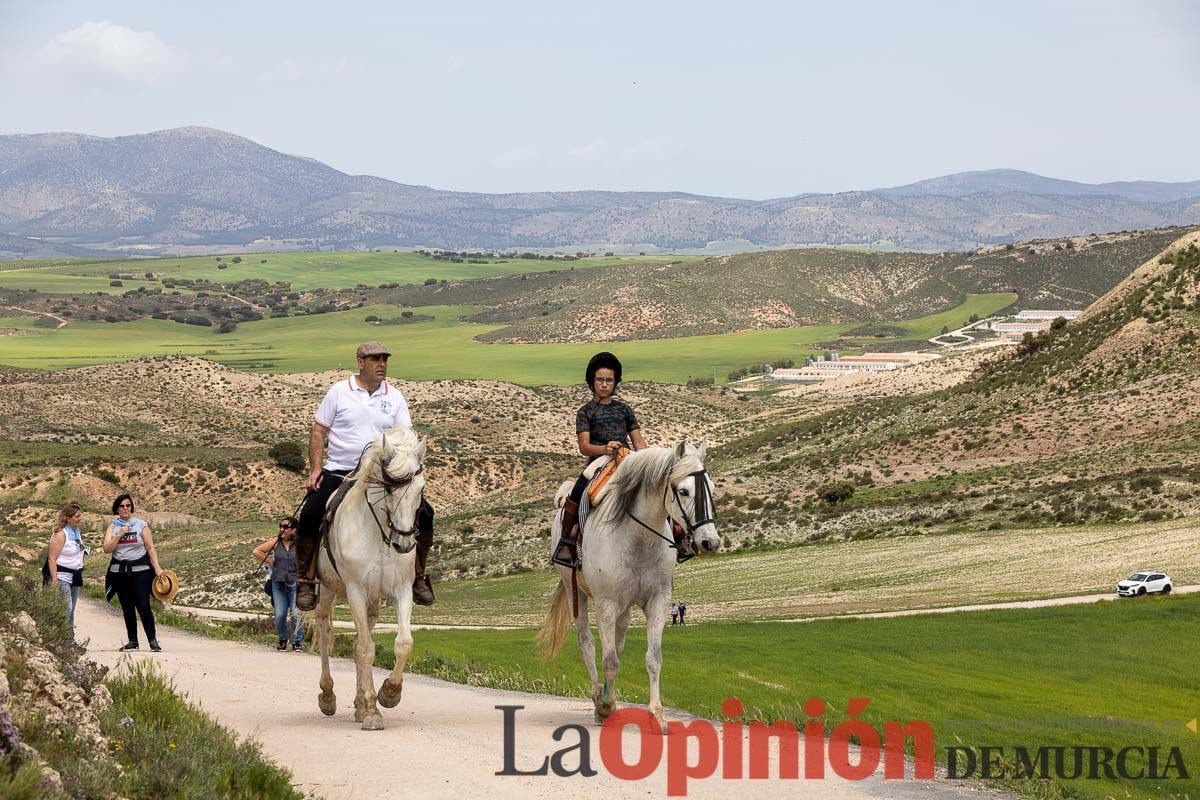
47, 502, 87, 640
252, 516, 305, 651
103, 494, 165, 652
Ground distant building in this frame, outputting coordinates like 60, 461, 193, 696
1015, 309, 1081, 320
991, 321, 1052, 336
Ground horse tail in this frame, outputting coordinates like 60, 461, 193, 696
536, 580, 572, 661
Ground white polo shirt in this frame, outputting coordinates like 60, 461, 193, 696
316, 376, 413, 471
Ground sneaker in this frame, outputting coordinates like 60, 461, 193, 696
149, 640, 162, 652
118, 641, 139, 651
276, 640, 287, 651
291, 642, 304, 652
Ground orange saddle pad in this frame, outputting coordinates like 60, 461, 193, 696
587, 447, 630, 505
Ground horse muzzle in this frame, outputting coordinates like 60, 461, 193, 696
388, 531, 416, 554
693, 523, 720, 554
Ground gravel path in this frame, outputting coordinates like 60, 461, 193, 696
78, 598, 1011, 800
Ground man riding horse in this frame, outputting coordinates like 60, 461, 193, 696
294, 341, 436, 611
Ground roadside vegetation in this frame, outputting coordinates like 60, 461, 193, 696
0, 566, 300, 799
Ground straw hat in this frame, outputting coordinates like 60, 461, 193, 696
152, 570, 180, 604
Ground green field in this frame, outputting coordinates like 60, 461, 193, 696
0, 293, 1014, 383
151, 584, 1200, 800
0, 251, 696, 292
395, 596, 1200, 800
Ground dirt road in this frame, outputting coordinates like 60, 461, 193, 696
781, 585, 1200, 623
78, 599, 1008, 800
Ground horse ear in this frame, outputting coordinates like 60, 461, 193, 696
417, 435, 428, 461
381, 431, 390, 451
697, 443, 707, 462
676, 441, 686, 458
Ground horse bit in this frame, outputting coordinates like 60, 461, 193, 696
627, 468, 716, 563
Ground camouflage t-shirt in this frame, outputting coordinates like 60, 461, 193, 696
576, 399, 640, 459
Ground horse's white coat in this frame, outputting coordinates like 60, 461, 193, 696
539, 443, 720, 728
314, 425, 426, 730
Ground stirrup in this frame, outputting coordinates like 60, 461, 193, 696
551, 538, 580, 569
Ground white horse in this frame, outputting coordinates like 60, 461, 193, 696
314, 425, 427, 731
538, 442, 720, 729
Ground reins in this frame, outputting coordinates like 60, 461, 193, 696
624, 468, 713, 561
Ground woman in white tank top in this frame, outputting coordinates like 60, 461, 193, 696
47, 502, 87, 638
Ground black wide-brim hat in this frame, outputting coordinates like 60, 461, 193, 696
586, 351, 623, 387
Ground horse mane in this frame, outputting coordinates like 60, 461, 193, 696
347, 425, 421, 483
594, 446, 700, 523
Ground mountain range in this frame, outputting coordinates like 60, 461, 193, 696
1, 126, 1198, 254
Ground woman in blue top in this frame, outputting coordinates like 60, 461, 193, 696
103, 494, 166, 652
47, 502, 87, 639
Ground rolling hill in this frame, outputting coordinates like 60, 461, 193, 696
391, 227, 1192, 342
2, 127, 1198, 252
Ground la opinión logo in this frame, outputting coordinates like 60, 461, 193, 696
497, 697, 935, 796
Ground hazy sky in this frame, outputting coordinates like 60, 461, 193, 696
1, 1, 1196, 198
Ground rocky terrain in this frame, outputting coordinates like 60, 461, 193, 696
2, 127, 1198, 252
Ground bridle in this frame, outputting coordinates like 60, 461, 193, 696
363, 457, 424, 553
627, 467, 716, 561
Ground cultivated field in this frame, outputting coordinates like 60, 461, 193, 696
0, 251, 695, 292
0, 294, 1015, 383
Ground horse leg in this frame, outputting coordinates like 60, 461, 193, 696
644, 593, 671, 732
378, 582, 414, 709
573, 594, 600, 707
345, 585, 384, 731
594, 600, 621, 723
316, 582, 337, 717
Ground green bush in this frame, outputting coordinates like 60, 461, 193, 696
267, 441, 305, 473
816, 480, 856, 506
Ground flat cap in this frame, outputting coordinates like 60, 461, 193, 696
356, 341, 392, 358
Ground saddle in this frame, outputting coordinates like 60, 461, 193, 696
320, 476, 358, 539
317, 476, 358, 578
586, 447, 629, 506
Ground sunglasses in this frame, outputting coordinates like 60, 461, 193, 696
118, 503, 132, 509
279, 523, 295, 529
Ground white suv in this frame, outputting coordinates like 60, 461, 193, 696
1116, 572, 1172, 597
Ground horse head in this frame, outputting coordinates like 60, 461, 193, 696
669, 441, 720, 555
371, 427, 427, 554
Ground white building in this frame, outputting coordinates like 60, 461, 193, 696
1015, 309, 1081, 320
991, 321, 1052, 336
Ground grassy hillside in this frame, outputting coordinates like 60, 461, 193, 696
704, 230, 1200, 550
433, 227, 1188, 342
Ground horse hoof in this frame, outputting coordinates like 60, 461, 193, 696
361, 715, 385, 731
594, 702, 615, 723
354, 707, 366, 723
378, 680, 403, 708
318, 693, 337, 717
